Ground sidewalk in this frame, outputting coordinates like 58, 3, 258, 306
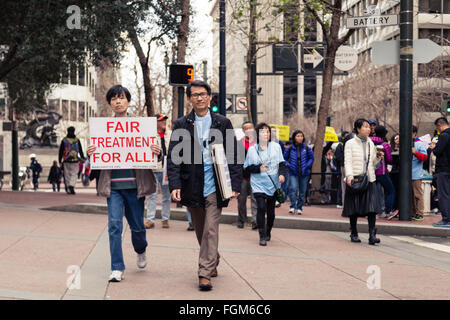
0, 194, 449, 300
13, 188, 447, 237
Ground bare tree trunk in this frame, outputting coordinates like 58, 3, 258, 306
128, 27, 155, 117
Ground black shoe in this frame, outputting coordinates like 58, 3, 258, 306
69, 186, 75, 195
412, 214, 424, 221
259, 239, 267, 246
237, 222, 244, 229
350, 234, 361, 243
432, 220, 450, 228
266, 232, 271, 241
187, 224, 194, 231
251, 222, 257, 230
368, 228, 380, 245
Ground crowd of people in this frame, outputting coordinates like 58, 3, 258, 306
21, 81, 450, 292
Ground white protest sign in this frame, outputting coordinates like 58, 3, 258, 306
89, 117, 158, 169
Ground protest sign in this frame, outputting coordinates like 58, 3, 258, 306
89, 117, 158, 169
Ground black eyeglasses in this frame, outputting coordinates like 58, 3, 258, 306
191, 92, 209, 99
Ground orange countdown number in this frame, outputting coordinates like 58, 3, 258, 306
187, 67, 194, 82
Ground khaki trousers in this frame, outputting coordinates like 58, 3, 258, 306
188, 192, 222, 279
412, 180, 424, 217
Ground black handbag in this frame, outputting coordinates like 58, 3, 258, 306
256, 146, 286, 203
348, 144, 370, 193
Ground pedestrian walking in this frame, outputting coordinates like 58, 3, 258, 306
244, 123, 287, 246
430, 117, 450, 228
47, 160, 62, 192
411, 125, 428, 221
321, 148, 337, 204
145, 113, 171, 229
388, 133, 400, 216
87, 85, 158, 282
334, 131, 349, 209
58, 126, 85, 195
237, 121, 258, 229
284, 130, 314, 215
29, 154, 42, 191
342, 119, 383, 245
370, 126, 396, 219
167, 80, 242, 291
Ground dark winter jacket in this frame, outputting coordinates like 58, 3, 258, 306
47, 166, 62, 183
370, 136, 392, 175
433, 127, 450, 174
283, 143, 314, 177
167, 110, 242, 208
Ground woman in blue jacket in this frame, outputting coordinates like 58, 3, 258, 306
284, 130, 314, 215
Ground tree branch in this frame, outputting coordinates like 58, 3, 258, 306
157, 0, 182, 17
302, 0, 329, 43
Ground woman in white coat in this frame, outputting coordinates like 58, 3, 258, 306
342, 119, 383, 245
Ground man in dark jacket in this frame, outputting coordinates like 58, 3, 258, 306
334, 131, 349, 208
168, 80, 242, 291
431, 117, 450, 227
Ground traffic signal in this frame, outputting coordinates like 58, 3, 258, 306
442, 99, 450, 115
169, 64, 194, 86
210, 93, 219, 113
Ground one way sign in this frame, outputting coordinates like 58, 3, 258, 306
303, 47, 325, 71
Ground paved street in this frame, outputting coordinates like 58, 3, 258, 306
0, 190, 449, 300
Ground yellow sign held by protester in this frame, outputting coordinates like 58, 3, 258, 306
324, 126, 339, 142
269, 124, 290, 141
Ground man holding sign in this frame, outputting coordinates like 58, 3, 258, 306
87, 85, 159, 283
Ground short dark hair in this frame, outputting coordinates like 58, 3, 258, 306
254, 122, 271, 144
353, 118, 369, 133
242, 121, 253, 129
106, 85, 131, 104
186, 80, 211, 98
375, 125, 388, 139
434, 117, 449, 126
67, 126, 75, 134
412, 125, 418, 134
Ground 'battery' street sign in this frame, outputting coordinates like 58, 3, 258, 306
346, 14, 398, 28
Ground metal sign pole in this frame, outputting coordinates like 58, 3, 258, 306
398, 0, 413, 221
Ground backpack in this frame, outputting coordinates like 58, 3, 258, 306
62, 137, 80, 162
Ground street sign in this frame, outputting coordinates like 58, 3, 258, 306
346, 14, 398, 28
236, 97, 247, 111
335, 46, 358, 71
303, 47, 325, 71
372, 39, 444, 65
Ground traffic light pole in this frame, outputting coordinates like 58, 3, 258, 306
219, 0, 226, 116
178, 86, 185, 119
398, 0, 413, 221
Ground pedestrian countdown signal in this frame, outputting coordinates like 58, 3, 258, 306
169, 64, 194, 86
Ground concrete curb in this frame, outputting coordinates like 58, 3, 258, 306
41, 203, 450, 237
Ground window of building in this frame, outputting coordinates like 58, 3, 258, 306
0, 98, 6, 119
420, 0, 449, 13
62, 100, 69, 120
78, 64, 85, 86
70, 64, 77, 85
304, 16, 317, 41
283, 73, 298, 118
61, 67, 69, 84
304, 77, 316, 117
79, 101, 86, 122
70, 101, 77, 122
47, 99, 60, 113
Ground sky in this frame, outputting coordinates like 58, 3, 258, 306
120, 0, 215, 114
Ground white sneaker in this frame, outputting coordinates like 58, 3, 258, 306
296, 209, 302, 215
289, 208, 295, 214
336, 205, 343, 209
275, 201, 281, 208
109, 270, 124, 282
137, 253, 147, 269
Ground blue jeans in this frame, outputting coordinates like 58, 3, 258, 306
107, 189, 147, 271
146, 172, 171, 222
186, 208, 193, 225
288, 175, 310, 210
281, 172, 290, 196
376, 174, 395, 214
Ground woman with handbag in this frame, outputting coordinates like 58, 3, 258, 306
343, 119, 383, 245
244, 123, 287, 246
